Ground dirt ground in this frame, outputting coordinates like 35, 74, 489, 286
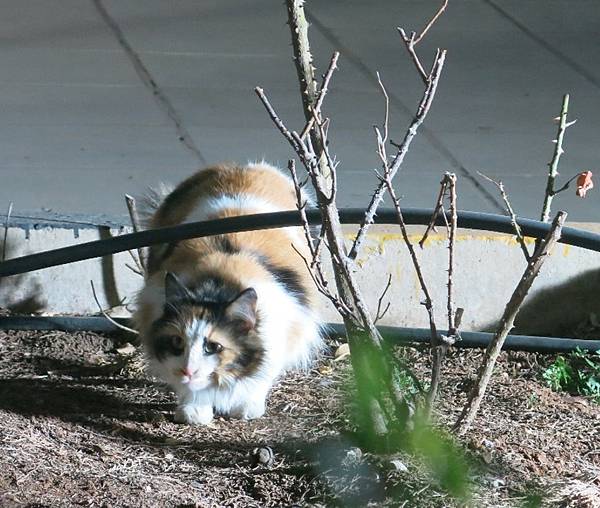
0, 328, 599, 507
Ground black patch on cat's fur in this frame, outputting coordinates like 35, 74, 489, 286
147, 242, 178, 274
188, 276, 242, 307
151, 332, 185, 361
257, 256, 309, 307
214, 236, 239, 255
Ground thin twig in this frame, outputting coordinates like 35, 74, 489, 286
90, 280, 139, 335
552, 172, 582, 195
374, 274, 393, 324
125, 261, 144, 277
255, 87, 300, 151
419, 178, 449, 248
478, 171, 531, 262
300, 52, 340, 139
287, 160, 350, 316
125, 194, 146, 272
413, 0, 449, 44
350, 49, 446, 260
126, 250, 144, 275
398, 29, 428, 84
454, 211, 567, 435
2, 202, 13, 262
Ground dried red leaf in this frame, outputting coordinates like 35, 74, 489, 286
576, 171, 594, 198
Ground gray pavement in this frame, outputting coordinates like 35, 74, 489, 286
1, 0, 599, 221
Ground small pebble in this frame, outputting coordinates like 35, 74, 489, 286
492, 478, 506, 489
482, 438, 494, 449
342, 447, 363, 468
250, 446, 274, 467
334, 343, 350, 360
389, 459, 408, 473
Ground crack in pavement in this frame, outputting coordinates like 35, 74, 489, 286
483, 0, 600, 90
305, 8, 504, 213
92, 0, 206, 165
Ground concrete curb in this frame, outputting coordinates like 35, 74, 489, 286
1, 215, 599, 336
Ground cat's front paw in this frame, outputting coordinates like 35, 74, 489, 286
175, 404, 214, 425
229, 399, 266, 421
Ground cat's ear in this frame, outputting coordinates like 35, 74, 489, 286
225, 288, 257, 332
164, 272, 193, 302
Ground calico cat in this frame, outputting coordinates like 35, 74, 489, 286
135, 162, 323, 424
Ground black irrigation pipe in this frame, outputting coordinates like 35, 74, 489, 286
2, 207, 600, 354
2, 207, 600, 278
1, 316, 598, 354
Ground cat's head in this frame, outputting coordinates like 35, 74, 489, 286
147, 272, 264, 390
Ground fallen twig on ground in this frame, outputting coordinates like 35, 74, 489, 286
90, 280, 138, 335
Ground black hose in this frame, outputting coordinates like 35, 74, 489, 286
1, 316, 598, 354
2, 208, 600, 278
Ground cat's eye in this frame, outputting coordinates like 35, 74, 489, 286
204, 340, 223, 355
170, 335, 184, 351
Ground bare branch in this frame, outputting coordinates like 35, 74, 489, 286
287, 160, 352, 318
446, 173, 458, 333
300, 52, 340, 139
350, 49, 446, 260
374, 274, 393, 324
286, 0, 334, 187
419, 177, 449, 248
398, 29, 428, 84
383, 177, 439, 414
376, 71, 390, 145
478, 171, 531, 262
125, 194, 146, 272
255, 87, 301, 152
540, 94, 571, 223
90, 280, 139, 335
454, 211, 567, 435
2, 202, 13, 262
413, 0, 449, 44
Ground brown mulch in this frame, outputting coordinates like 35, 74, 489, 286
0, 329, 598, 507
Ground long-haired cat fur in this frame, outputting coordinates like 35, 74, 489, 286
134, 162, 323, 424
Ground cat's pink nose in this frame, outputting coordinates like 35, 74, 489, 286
180, 367, 194, 377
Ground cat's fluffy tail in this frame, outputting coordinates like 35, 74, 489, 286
136, 183, 173, 228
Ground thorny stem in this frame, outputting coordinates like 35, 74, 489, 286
540, 94, 571, 224
300, 52, 340, 139
421, 173, 458, 420
384, 177, 439, 413
454, 211, 567, 435
286, 0, 332, 186
282, 0, 393, 437
446, 173, 458, 332
478, 172, 531, 262
419, 178, 449, 249
288, 160, 352, 317
349, 49, 446, 261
